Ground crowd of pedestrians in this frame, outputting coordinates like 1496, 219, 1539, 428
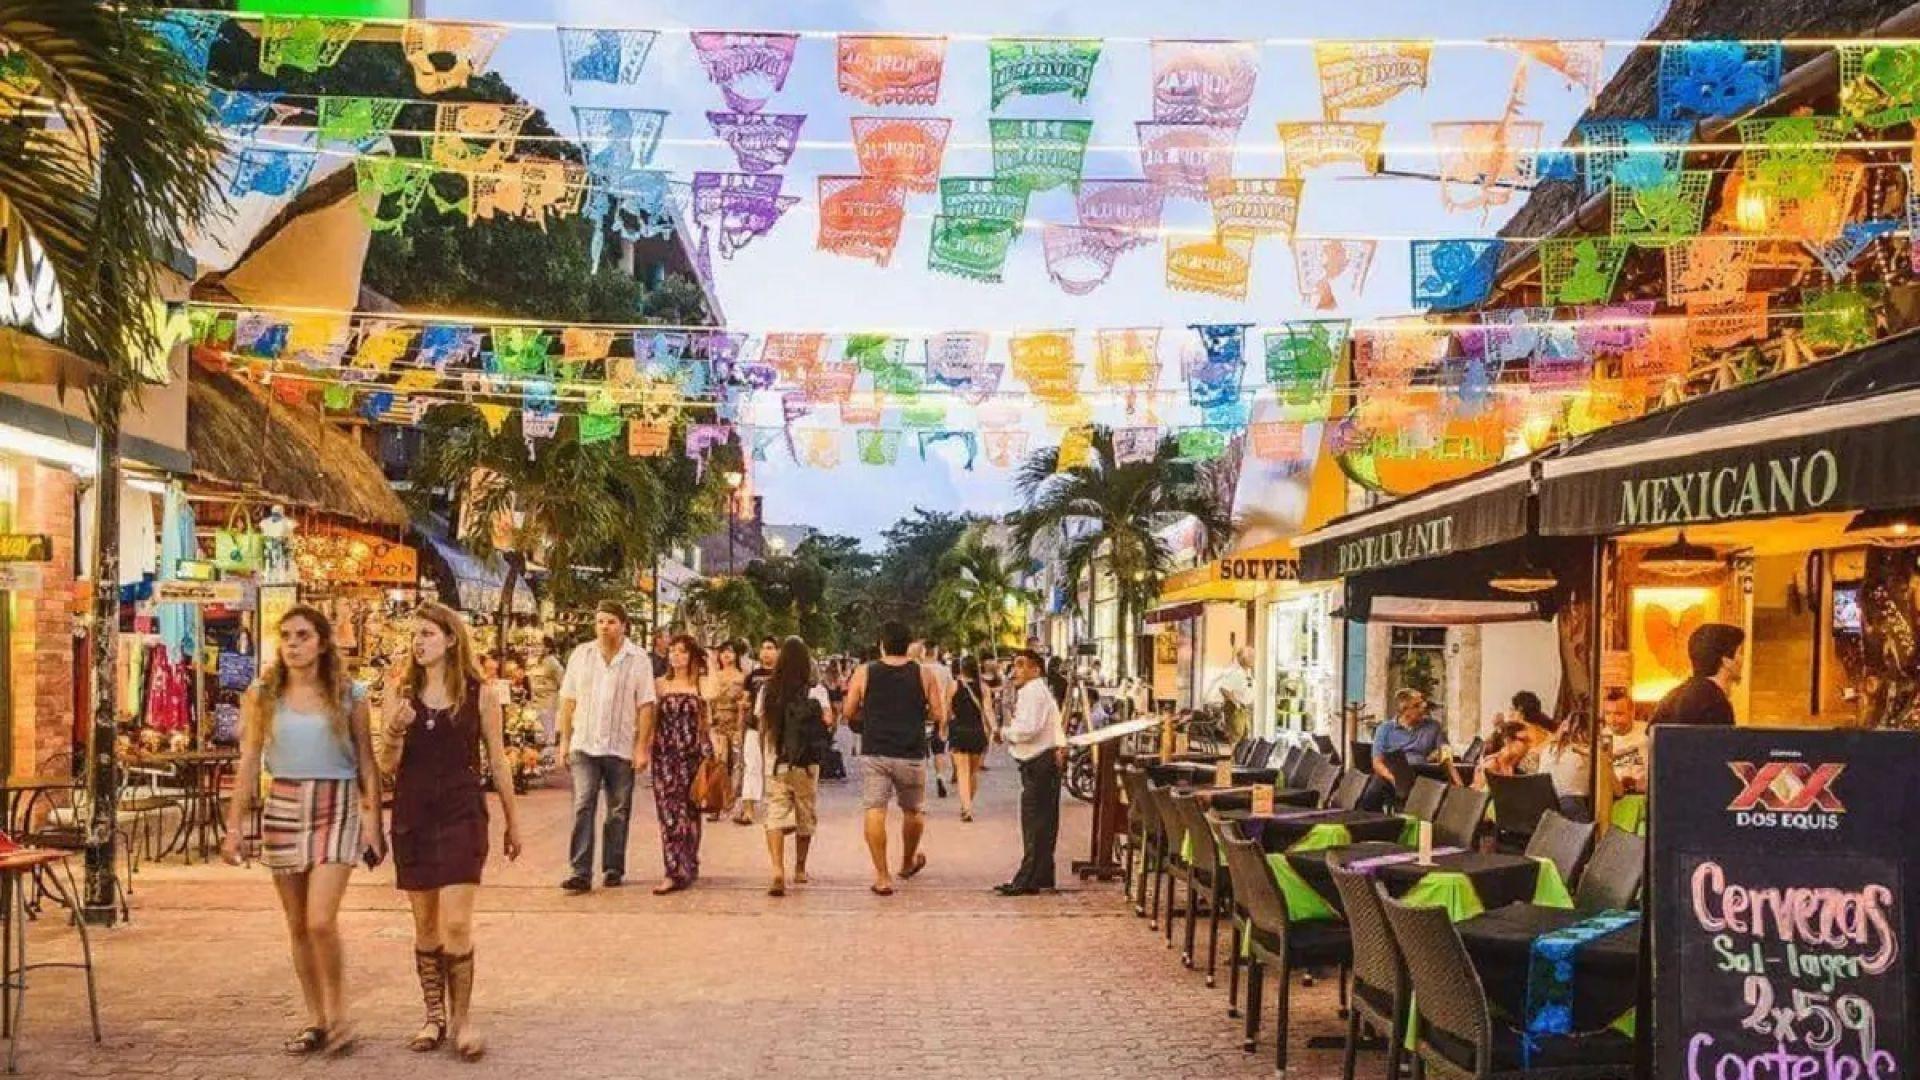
222, 599, 1067, 1058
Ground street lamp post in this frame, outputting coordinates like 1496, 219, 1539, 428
723, 469, 744, 575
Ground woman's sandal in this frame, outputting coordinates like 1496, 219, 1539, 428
768, 879, 786, 897
408, 1021, 447, 1053
283, 1026, 327, 1055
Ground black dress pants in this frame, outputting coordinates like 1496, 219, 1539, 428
1013, 751, 1063, 889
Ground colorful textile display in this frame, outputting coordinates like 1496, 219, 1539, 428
401, 21, 507, 94
1277, 121, 1385, 177
1314, 41, 1432, 117
990, 119, 1093, 194
559, 28, 657, 89
690, 31, 800, 113
1410, 239, 1503, 311
989, 38, 1102, 109
1165, 235, 1253, 300
837, 35, 947, 105
818, 176, 909, 265
706, 111, 805, 173
851, 116, 952, 193
1657, 41, 1781, 121
1136, 122, 1238, 199
1150, 40, 1260, 127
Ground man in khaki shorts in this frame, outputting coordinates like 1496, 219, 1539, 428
843, 621, 947, 895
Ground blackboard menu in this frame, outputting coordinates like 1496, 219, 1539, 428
1652, 727, 1918, 1078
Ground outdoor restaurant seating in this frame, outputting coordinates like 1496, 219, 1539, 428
1523, 810, 1594, 885
1431, 786, 1490, 851
1144, 785, 1190, 941
1204, 812, 1254, 1020
1218, 831, 1352, 1074
1328, 864, 1407, 1080
1572, 828, 1645, 914
1401, 776, 1447, 822
1270, 743, 1301, 776
1284, 748, 1322, 788
1485, 772, 1559, 850
1170, 792, 1230, 979
1119, 767, 1157, 916
1330, 770, 1372, 811
1379, 892, 1634, 1078
1305, 761, 1341, 808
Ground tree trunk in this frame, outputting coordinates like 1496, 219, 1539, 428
83, 399, 123, 925
494, 550, 524, 657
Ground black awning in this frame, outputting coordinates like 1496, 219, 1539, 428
1538, 330, 1920, 536
1342, 536, 1594, 622
1296, 459, 1534, 581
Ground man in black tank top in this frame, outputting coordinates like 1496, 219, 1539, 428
842, 621, 949, 895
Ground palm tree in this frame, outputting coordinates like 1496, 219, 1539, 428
2, 2, 226, 921
1010, 428, 1234, 678
408, 406, 705, 644
929, 529, 1036, 655
678, 575, 772, 643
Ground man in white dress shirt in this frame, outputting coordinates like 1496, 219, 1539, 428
556, 601, 656, 892
996, 649, 1066, 896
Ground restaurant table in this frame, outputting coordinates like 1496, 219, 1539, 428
1609, 794, 1647, 835
1189, 786, 1319, 813
130, 751, 238, 863
0, 848, 101, 1073
1273, 841, 1573, 926
1457, 903, 1640, 1036
1227, 808, 1415, 854
1146, 762, 1279, 787
1121, 750, 1227, 767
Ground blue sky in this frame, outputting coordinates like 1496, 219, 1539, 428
438, 0, 1667, 541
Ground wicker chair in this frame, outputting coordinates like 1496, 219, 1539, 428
1273, 744, 1304, 782
1219, 832, 1351, 1075
1118, 767, 1157, 916
1433, 785, 1491, 850
1402, 776, 1448, 823
1171, 792, 1229, 983
1485, 772, 1560, 850
1379, 894, 1633, 1078
1327, 866, 1407, 1080
1525, 810, 1595, 885
1144, 785, 1190, 943
1205, 812, 1252, 1020
1331, 770, 1372, 811
1574, 828, 1646, 913
1306, 761, 1341, 808
1287, 749, 1327, 790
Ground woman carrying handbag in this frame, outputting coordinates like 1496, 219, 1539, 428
638, 635, 711, 894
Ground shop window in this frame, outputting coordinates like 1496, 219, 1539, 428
1386, 626, 1447, 720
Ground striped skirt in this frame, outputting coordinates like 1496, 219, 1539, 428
261, 777, 362, 874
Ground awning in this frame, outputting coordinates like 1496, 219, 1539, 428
1538, 329, 1920, 536
1340, 536, 1592, 623
1144, 601, 1206, 625
1156, 538, 1304, 604
424, 535, 536, 615
1295, 458, 1534, 581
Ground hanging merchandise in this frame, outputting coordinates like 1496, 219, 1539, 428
575, 107, 668, 172
1496, 39, 1606, 100
1432, 120, 1541, 216
988, 38, 1102, 109
1293, 238, 1376, 311
1164, 235, 1253, 300
690, 31, 800, 113
228, 140, 318, 198
1136, 122, 1237, 200
430, 103, 534, 171
1610, 170, 1711, 244
1656, 41, 1782, 121
1801, 285, 1880, 351
1150, 40, 1260, 127
559, 28, 658, 90
1665, 236, 1756, 305
983, 429, 1030, 469
1540, 237, 1629, 305
989, 118, 1093, 194
918, 430, 977, 470
1184, 324, 1251, 408
259, 17, 362, 77
1076, 179, 1165, 246
1577, 119, 1693, 194
316, 96, 404, 149
856, 429, 902, 466
401, 21, 508, 94
1094, 328, 1160, 387
837, 35, 947, 106
927, 216, 1018, 282
851, 116, 952, 194
1114, 426, 1160, 464
1277, 122, 1385, 177
706, 111, 806, 174
1410, 238, 1503, 311
1314, 41, 1433, 118
1208, 178, 1301, 241
214, 508, 262, 573
941, 177, 1029, 231
1042, 225, 1133, 295
1176, 427, 1228, 461
1055, 426, 1094, 470
818, 176, 909, 265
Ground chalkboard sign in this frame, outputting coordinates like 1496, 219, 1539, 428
1651, 727, 1919, 1078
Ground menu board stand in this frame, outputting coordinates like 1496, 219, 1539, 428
1649, 726, 1918, 1078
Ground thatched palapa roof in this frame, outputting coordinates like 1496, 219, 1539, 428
188, 363, 408, 527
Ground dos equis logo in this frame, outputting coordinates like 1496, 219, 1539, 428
1726, 761, 1846, 831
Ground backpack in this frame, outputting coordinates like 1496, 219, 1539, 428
778, 694, 833, 770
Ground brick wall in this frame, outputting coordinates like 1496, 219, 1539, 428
8, 460, 77, 777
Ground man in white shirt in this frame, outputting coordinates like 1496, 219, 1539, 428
997, 649, 1066, 896
1602, 689, 1648, 795
1207, 648, 1255, 745
556, 601, 656, 892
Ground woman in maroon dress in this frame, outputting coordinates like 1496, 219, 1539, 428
377, 604, 522, 1060
638, 635, 709, 893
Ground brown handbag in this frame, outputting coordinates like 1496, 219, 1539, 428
691, 753, 731, 814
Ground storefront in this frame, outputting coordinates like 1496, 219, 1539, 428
1537, 326, 1920, 730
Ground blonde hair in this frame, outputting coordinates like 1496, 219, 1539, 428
248, 605, 352, 751
402, 602, 483, 705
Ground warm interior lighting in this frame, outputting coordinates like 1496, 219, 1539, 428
1488, 562, 1559, 594
1844, 507, 1920, 546
1638, 531, 1724, 578
1734, 186, 1771, 233
1629, 585, 1719, 703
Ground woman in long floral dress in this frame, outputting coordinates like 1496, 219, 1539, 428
639, 635, 709, 893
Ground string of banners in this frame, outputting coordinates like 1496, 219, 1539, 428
181, 282, 1880, 467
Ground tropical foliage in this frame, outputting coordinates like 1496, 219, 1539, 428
1010, 427, 1235, 675
929, 528, 1035, 655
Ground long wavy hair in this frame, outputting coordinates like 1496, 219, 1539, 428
401, 602, 483, 705
762, 636, 814, 753
667, 633, 708, 681
249, 604, 352, 751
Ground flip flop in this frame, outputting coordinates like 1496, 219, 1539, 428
899, 852, 928, 880
283, 1027, 327, 1055
870, 883, 894, 896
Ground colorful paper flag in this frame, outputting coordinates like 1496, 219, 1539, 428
941, 177, 1029, 230
1056, 426, 1094, 470
1277, 121, 1384, 177
1095, 328, 1160, 387
1076, 180, 1165, 245
989, 38, 1102, 109
1657, 42, 1781, 121
817, 176, 909, 265
259, 17, 361, 77
928, 216, 1019, 282
1165, 235, 1253, 300
990, 119, 1093, 194
401, 21, 506, 94
1042, 225, 1132, 296
837, 35, 947, 106
1432, 120, 1541, 216
1114, 426, 1161, 464
851, 116, 952, 194
1137, 122, 1237, 199
559, 28, 657, 89
575, 107, 668, 172
1293, 239, 1376, 311
1208, 178, 1301, 240
856, 429, 902, 466
1151, 40, 1260, 127
690, 32, 799, 113
983, 429, 1030, 468
1665, 237, 1756, 305
1540, 237, 1629, 305
1410, 239, 1503, 311
1577, 119, 1693, 194
1314, 41, 1432, 118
